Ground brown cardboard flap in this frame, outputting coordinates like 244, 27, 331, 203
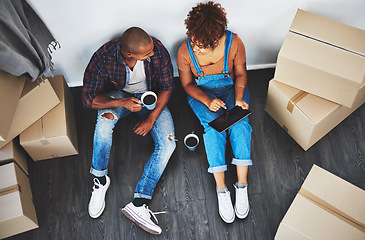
290, 9, 365, 57
280, 32, 365, 86
0, 79, 60, 149
299, 188, 365, 233
19, 75, 78, 161
0, 71, 26, 141
0, 184, 20, 197
303, 165, 365, 222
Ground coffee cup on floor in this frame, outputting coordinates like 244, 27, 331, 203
184, 132, 199, 151
141, 91, 157, 110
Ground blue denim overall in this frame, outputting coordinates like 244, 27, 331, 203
90, 90, 176, 200
187, 30, 252, 173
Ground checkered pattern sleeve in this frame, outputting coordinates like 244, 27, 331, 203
154, 39, 175, 91
82, 53, 107, 109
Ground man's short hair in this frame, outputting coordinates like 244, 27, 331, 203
121, 27, 151, 53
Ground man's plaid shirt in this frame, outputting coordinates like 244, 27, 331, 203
82, 37, 174, 108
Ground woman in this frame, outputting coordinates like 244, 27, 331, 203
177, 1, 252, 223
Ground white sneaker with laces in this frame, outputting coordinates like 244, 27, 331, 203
122, 202, 165, 235
217, 189, 235, 223
88, 175, 110, 218
234, 184, 249, 219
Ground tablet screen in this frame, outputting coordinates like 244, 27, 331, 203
208, 106, 251, 133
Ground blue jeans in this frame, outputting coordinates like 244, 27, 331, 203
188, 84, 252, 173
90, 90, 176, 199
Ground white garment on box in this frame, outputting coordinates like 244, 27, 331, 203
123, 60, 148, 94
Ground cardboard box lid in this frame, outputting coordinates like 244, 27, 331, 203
0, 163, 38, 239
290, 9, 365, 57
0, 71, 26, 141
0, 138, 29, 175
20, 76, 67, 143
271, 81, 339, 124
0, 78, 60, 149
279, 31, 365, 86
44, 76, 68, 138
0, 163, 35, 222
0, 140, 16, 160
279, 194, 365, 240
301, 165, 365, 229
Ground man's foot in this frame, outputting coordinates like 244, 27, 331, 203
88, 175, 110, 218
234, 184, 249, 219
217, 188, 235, 223
122, 202, 164, 235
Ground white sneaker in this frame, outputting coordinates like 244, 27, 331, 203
88, 175, 110, 218
217, 189, 235, 223
234, 184, 249, 219
122, 202, 164, 235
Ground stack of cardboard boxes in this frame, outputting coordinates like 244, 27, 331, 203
267, 9, 365, 239
265, 9, 365, 151
0, 72, 78, 239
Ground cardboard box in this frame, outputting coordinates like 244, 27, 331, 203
274, 9, 365, 108
0, 70, 26, 141
20, 75, 78, 161
0, 162, 38, 239
275, 164, 365, 240
0, 78, 60, 149
0, 137, 28, 175
265, 80, 365, 150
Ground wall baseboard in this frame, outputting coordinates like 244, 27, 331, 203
70, 63, 277, 87
247, 63, 276, 70
172, 63, 276, 78
68, 81, 83, 87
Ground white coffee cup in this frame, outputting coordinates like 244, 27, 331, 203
184, 132, 199, 151
141, 91, 157, 110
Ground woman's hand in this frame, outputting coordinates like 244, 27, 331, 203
206, 98, 226, 112
236, 99, 249, 109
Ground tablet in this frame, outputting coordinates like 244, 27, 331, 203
208, 106, 251, 133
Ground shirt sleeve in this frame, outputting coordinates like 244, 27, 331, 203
82, 53, 107, 108
233, 35, 247, 66
157, 41, 175, 91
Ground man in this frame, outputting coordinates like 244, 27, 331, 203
82, 27, 176, 235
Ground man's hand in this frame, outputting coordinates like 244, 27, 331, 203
206, 98, 227, 112
133, 117, 155, 136
120, 97, 142, 112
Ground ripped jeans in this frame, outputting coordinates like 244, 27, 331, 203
90, 90, 176, 199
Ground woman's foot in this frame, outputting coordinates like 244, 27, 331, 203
234, 183, 249, 219
217, 188, 235, 223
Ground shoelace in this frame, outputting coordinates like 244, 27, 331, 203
142, 204, 166, 224
91, 178, 104, 202
92, 178, 102, 190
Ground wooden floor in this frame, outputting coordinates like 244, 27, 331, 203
7, 68, 365, 240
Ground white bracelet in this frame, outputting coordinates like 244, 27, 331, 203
236, 85, 245, 89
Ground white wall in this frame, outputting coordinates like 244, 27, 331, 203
27, 0, 365, 87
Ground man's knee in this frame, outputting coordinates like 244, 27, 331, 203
101, 112, 115, 120
166, 133, 176, 153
